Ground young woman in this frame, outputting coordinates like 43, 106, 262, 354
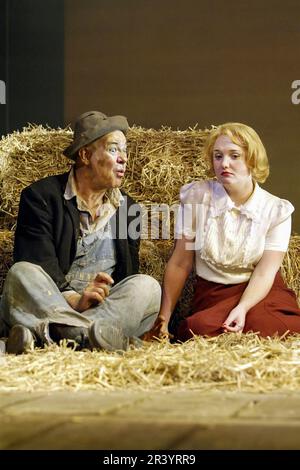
153, 122, 300, 339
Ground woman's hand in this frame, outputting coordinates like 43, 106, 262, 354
222, 252, 286, 333
222, 305, 247, 333
67, 272, 114, 312
145, 314, 173, 341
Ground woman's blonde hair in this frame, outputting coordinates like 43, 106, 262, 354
203, 122, 270, 183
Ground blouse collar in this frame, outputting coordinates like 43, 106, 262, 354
211, 180, 262, 221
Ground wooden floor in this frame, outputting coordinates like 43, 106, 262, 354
1, 389, 300, 450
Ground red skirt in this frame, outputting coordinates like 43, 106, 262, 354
177, 272, 300, 339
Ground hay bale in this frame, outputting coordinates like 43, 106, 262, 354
281, 234, 300, 302
124, 126, 211, 207
0, 125, 73, 227
139, 239, 173, 283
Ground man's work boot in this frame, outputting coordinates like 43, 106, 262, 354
6, 324, 35, 354
49, 324, 90, 349
88, 321, 129, 352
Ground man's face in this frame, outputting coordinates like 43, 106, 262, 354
87, 130, 127, 190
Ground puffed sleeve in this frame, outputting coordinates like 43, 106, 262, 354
175, 180, 210, 239
264, 199, 294, 251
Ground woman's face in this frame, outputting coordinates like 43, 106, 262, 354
212, 135, 251, 188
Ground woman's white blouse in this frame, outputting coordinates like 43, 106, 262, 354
175, 180, 294, 284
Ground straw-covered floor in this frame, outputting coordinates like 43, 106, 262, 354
1, 333, 300, 393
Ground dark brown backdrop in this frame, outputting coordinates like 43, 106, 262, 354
65, 0, 300, 231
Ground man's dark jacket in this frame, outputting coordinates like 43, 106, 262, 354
14, 172, 141, 290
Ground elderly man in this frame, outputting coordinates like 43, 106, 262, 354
0, 111, 161, 354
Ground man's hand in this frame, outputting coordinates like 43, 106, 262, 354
222, 305, 247, 333
67, 272, 114, 312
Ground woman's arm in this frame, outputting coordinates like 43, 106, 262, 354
149, 237, 195, 338
223, 250, 285, 332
